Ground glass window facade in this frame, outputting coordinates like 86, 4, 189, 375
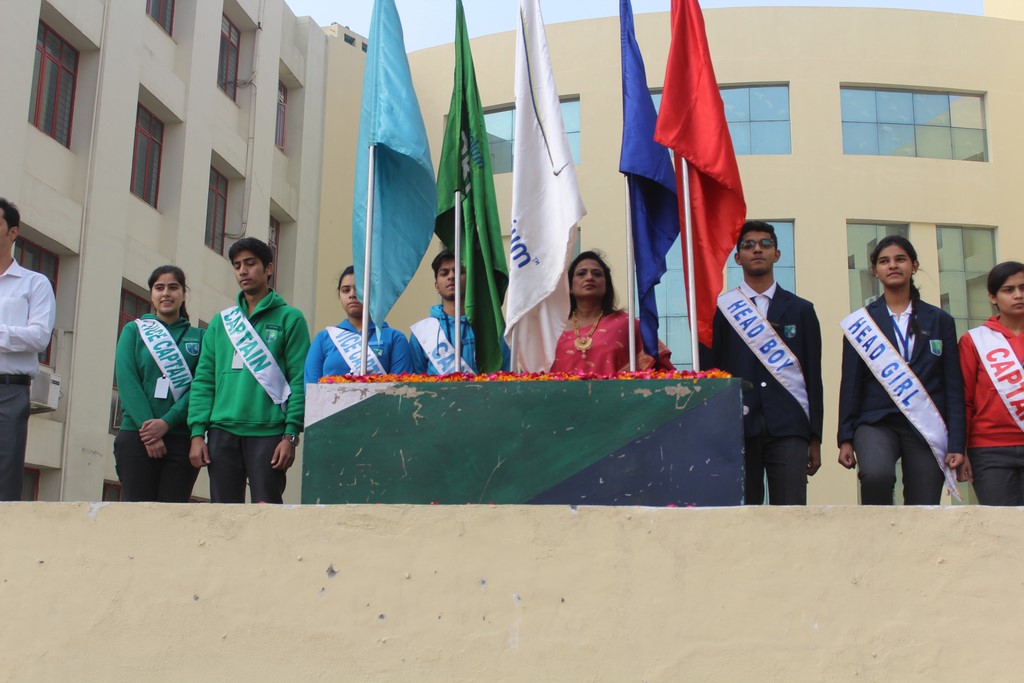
275, 81, 287, 150
217, 15, 241, 101
841, 88, 987, 161
721, 86, 791, 155
846, 223, 910, 311
118, 288, 149, 336
937, 226, 996, 337
483, 99, 581, 174
205, 168, 229, 255
269, 216, 281, 270
146, 0, 174, 34
29, 22, 78, 148
131, 105, 164, 208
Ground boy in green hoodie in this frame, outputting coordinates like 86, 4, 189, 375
187, 237, 310, 503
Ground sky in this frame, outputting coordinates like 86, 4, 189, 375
287, 0, 984, 52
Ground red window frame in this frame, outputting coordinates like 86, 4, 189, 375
205, 168, 229, 255
29, 22, 79, 147
269, 216, 281, 267
118, 288, 149, 337
102, 481, 124, 502
130, 105, 164, 208
275, 81, 287, 150
22, 468, 41, 501
13, 237, 59, 366
217, 15, 241, 101
146, 0, 175, 34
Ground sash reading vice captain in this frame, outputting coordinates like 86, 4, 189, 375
0, 198, 55, 501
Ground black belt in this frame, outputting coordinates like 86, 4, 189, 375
0, 375, 31, 386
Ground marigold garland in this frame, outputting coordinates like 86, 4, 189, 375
319, 369, 731, 384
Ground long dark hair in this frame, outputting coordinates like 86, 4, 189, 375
148, 265, 189, 320
987, 261, 1024, 296
338, 265, 355, 291
870, 235, 921, 338
567, 250, 618, 316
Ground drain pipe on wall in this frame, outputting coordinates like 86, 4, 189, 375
59, 0, 110, 501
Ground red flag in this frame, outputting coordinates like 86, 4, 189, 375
654, 0, 746, 348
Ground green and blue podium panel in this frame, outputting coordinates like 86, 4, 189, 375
302, 378, 744, 506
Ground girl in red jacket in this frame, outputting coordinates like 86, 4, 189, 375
959, 261, 1024, 505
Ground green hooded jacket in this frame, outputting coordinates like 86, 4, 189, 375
187, 290, 310, 438
114, 314, 204, 435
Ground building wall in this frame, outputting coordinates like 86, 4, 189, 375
314, 24, 367, 331
3, 0, 326, 502
1, 502, 1022, 681
369, 7, 1024, 505
985, 0, 1024, 20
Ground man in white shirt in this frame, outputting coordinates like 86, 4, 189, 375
0, 198, 56, 500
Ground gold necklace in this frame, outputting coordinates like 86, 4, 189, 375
573, 310, 603, 358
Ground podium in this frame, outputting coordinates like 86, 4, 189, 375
302, 377, 744, 506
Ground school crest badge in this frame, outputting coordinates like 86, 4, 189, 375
184, 341, 200, 356
930, 340, 942, 356
264, 326, 281, 343
783, 325, 797, 339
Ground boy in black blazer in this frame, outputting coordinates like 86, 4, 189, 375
709, 221, 824, 505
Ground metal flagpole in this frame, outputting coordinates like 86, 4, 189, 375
623, 176, 637, 371
681, 157, 700, 372
510, 327, 518, 373
359, 145, 376, 376
453, 190, 463, 373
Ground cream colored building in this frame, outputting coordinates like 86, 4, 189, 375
4, 0, 326, 502
319, 5, 1024, 505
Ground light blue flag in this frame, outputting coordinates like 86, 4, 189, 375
352, 0, 436, 324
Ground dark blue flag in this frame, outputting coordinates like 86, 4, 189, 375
619, 0, 680, 359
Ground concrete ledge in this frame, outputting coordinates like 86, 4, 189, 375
0, 503, 1018, 681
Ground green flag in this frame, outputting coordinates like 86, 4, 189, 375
435, 0, 509, 373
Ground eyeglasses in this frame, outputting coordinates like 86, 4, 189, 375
738, 238, 776, 250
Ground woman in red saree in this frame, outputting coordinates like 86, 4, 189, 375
550, 250, 673, 376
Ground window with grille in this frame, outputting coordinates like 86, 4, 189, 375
130, 105, 164, 208
28, 22, 78, 147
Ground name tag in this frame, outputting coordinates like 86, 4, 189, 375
232, 352, 243, 369
154, 377, 170, 399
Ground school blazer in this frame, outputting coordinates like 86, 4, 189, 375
710, 286, 824, 442
837, 297, 966, 453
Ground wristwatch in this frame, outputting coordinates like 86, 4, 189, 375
282, 433, 300, 447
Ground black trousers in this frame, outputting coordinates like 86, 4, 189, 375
744, 432, 810, 505
969, 445, 1024, 506
206, 428, 287, 504
113, 431, 199, 502
0, 385, 30, 501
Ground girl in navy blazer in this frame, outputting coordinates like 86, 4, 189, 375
837, 235, 966, 504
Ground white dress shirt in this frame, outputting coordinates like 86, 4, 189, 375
887, 302, 915, 359
0, 259, 56, 376
740, 280, 778, 317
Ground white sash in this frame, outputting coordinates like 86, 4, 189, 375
135, 318, 193, 401
221, 306, 291, 405
968, 326, 1024, 433
410, 317, 476, 375
840, 308, 960, 499
717, 289, 809, 421
326, 326, 385, 375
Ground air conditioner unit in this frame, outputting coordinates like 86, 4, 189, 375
30, 370, 60, 414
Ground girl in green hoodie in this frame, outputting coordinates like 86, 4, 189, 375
113, 266, 203, 501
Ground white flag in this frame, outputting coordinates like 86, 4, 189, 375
504, 0, 587, 372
